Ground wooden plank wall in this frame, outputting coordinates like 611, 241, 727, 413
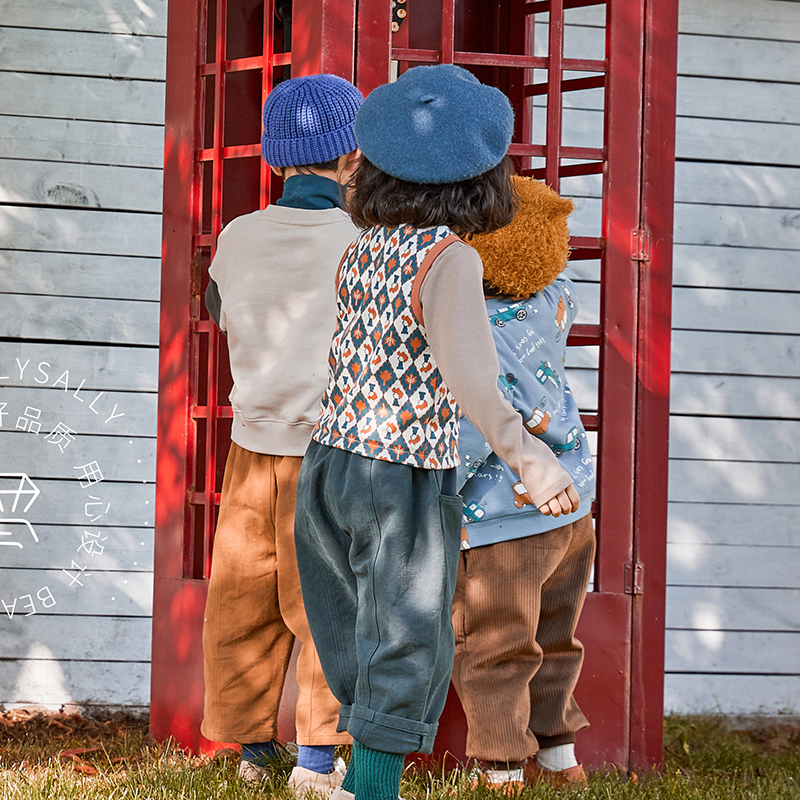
0, 0, 166, 713
1, 0, 797, 720
666, 0, 800, 715
558, 0, 800, 715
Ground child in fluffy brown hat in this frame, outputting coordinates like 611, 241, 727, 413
452, 175, 596, 790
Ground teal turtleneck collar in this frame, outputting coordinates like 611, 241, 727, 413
275, 174, 345, 210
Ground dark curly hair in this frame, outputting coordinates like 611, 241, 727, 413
347, 156, 518, 238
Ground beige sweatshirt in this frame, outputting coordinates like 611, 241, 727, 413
420, 239, 574, 509
209, 205, 359, 455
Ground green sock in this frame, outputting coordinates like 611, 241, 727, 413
341, 744, 358, 794
354, 742, 405, 800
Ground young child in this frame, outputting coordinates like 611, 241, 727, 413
201, 73, 362, 796
293, 65, 581, 800
452, 175, 596, 790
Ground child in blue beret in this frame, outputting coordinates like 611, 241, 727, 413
294, 64, 581, 800
453, 175, 596, 791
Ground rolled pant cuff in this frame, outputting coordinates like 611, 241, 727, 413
200, 723, 277, 744
536, 732, 577, 749
339, 704, 439, 754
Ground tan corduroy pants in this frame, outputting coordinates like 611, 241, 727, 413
451, 513, 595, 762
201, 443, 349, 746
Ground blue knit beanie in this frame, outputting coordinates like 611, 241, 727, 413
262, 74, 363, 167
354, 64, 514, 184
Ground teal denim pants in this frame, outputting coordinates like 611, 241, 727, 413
294, 440, 463, 754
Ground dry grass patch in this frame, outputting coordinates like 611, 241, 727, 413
1, 710, 798, 799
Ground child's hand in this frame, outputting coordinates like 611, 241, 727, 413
514, 482, 580, 516
538, 484, 580, 517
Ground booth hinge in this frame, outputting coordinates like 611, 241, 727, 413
631, 228, 651, 263
624, 561, 645, 595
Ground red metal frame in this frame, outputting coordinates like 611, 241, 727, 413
153, 0, 677, 771
152, 0, 205, 749
152, 0, 353, 751
629, 0, 678, 766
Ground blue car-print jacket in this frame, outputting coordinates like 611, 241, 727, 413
457, 276, 596, 548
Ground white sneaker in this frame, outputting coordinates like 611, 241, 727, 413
238, 759, 271, 785
289, 765, 345, 798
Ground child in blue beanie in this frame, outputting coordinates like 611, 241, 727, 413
293, 64, 581, 800
201, 73, 362, 797
453, 175, 596, 791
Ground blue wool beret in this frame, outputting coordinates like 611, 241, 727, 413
262, 74, 363, 167
354, 64, 514, 184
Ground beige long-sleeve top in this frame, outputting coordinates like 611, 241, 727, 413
419, 239, 574, 509
209, 204, 359, 455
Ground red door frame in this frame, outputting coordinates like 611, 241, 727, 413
631, 0, 678, 766
152, 0, 677, 771
152, 0, 358, 752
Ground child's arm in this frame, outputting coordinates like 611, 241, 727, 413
420, 241, 579, 516
205, 280, 223, 329
207, 226, 230, 333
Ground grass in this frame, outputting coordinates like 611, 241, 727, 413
0, 709, 798, 799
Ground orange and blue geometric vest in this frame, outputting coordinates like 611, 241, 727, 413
313, 224, 461, 470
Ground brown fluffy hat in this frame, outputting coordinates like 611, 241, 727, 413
468, 175, 573, 297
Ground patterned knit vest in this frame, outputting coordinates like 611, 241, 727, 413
313, 224, 461, 469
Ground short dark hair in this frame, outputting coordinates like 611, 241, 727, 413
347, 156, 518, 237
277, 156, 342, 178
293, 157, 341, 174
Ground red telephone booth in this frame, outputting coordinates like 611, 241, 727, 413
152, 0, 677, 772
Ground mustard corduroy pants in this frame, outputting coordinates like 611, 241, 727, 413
201, 443, 349, 746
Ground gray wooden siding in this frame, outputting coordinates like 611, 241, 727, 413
0, 0, 166, 712
665, 0, 800, 714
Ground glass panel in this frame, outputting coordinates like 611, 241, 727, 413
206, 0, 218, 62
202, 75, 215, 150
215, 417, 233, 492
194, 417, 208, 493
217, 335, 233, 403
201, 162, 213, 235
405, 0, 442, 52
563, 7, 606, 61
561, 83, 604, 114
561, 170, 603, 239
530, 85, 547, 147
568, 255, 601, 284
566, 362, 599, 414
222, 156, 261, 225
224, 69, 263, 147
561, 105, 604, 150
563, 2, 606, 31
198, 249, 213, 319
566, 343, 599, 371
275, 0, 292, 55
196, 329, 209, 407
531, 15, 548, 57
226, 0, 266, 60
187, 503, 207, 578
